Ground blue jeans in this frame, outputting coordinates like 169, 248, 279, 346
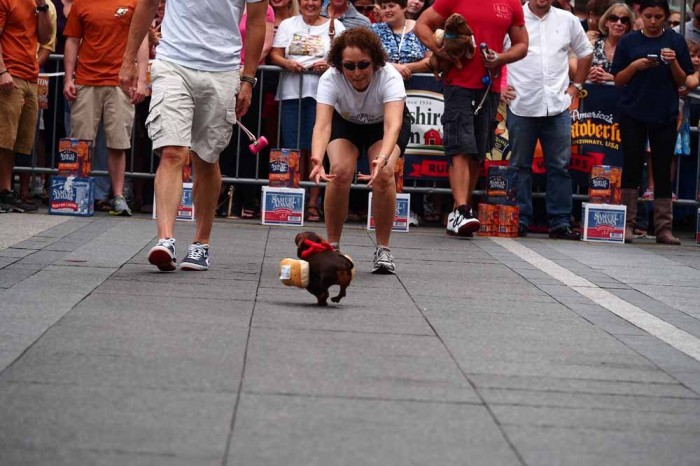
280, 98, 316, 151
507, 109, 573, 229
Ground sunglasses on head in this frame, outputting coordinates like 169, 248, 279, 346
608, 14, 630, 24
342, 60, 372, 71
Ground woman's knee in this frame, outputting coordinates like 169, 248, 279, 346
329, 166, 355, 185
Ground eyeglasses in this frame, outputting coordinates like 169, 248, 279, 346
342, 60, 372, 71
669, 20, 681, 26
607, 14, 631, 24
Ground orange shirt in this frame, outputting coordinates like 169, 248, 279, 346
63, 0, 137, 86
0, 0, 40, 82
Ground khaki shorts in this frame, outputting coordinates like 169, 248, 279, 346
147, 59, 240, 163
71, 85, 135, 150
0, 77, 39, 155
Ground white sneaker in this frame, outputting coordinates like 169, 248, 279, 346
372, 246, 395, 274
446, 206, 480, 237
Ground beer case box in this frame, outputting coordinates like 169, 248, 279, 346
58, 138, 93, 177
261, 187, 304, 226
48, 176, 95, 217
486, 166, 518, 206
589, 165, 621, 204
367, 192, 410, 232
269, 148, 301, 188
696, 207, 700, 245
152, 182, 194, 221
477, 203, 499, 236
477, 203, 518, 237
582, 203, 626, 243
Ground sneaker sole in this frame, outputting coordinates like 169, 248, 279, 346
180, 262, 209, 271
109, 210, 133, 217
446, 220, 480, 237
148, 247, 176, 272
372, 265, 395, 274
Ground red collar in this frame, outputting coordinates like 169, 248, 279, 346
300, 239, 335, 259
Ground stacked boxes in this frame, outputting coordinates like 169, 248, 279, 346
588, 165, 621, 204
269, 148, 300, 188
478, 204, 519, 237
583, 165, 625, 243
49, 138, 95, 217
261, 186, 304, 226
478, 166, 519, 237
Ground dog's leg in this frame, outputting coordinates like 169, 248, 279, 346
331, 285, 346, 303
317, 290, 329, 306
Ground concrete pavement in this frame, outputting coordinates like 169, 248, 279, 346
0, 211, 699, 465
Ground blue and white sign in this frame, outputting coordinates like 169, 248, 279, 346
367, 193, 411, 233
261, 187, 304, 226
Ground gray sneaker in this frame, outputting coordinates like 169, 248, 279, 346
180, 243, 210, 271
109, 195, 132, 216
148, 238, 176, 271
372, 246, 395, 274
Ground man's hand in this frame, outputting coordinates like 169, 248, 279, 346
119, 60, 138, 101
63, 78, 77, 101
132, 78, 147, 104
0, 71, 15, 92
236, 83, 253, 119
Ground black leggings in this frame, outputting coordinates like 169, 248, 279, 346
619, 114, 677, 199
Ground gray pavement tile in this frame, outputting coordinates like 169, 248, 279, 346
0, 247, 36, 258
491, 404, 700, 434
115, 263, 260, 283
92, 278, 257, 301
2, 327, 246, 391
0, 268, 37, 288
0, 448, 220, 466
37, 219, 94, 238
0, 350, 19, 372
671, 371, 700, 396
227, 394, 520, 466
7, 250, 70, 269
0, 256, 18, 268
614, 334, 700, 373
414, 295, 559, 312
563, 303, 648, 336
252, 303, 433, 335
631, 284, 700, 318
11, 236, 63, 250
504, 426, 700, 466
480, 388, 700, 412
243, 328, 478, 402
0, 383, 235, 457
470, 374, 699, 398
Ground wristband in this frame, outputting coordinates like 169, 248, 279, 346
570, 82, 583, 91
240, 75, 257, 87
378, 155, 389, 167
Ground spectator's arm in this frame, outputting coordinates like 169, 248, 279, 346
119, 0, 158, 93
260, 19, 274, 62
0, 34, 16, 92
37, 48, 51, 68
414, 7, 444, 56
405, 51, 432, 74
36, 0, 52, 45
63, 36, 79, 100
499, 24, 528, 65
686, 71, 699, 90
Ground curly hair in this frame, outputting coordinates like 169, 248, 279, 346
327, 27, 388, 71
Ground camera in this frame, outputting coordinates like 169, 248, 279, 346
646, 53, 659, 62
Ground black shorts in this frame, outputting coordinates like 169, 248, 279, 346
329, 107, 412, 157
442, 85, 499, 162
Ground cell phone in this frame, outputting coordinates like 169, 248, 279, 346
646, 54, 659, 61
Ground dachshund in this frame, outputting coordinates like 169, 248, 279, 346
428, 13, 476, 80
295, 231, 354, 306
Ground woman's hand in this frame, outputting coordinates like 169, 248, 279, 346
307, 60, 330, 74
633, 57, 659, 71
309, 158, 336, 184
285, 59, 307, 73
660, 48, 677, 64
588, 65, 612, 83
358, 155, 392, 188
392, 63, 412, 80
500, 85, 516, 105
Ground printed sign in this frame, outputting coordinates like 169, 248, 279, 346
153, 182, 195, 221
49, 176, 95, 217
261, 187, 304, 226
367, 192, 410, 232
582, 203, 626, 243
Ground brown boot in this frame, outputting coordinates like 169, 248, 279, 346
621, 189, 638, 244
653, 198, 681, 245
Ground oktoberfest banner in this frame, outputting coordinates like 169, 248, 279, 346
402, 80, 624, 182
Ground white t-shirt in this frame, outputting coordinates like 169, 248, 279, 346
316, 64, 406, 125
157, 0, 264, 72
273, 15, 345, 100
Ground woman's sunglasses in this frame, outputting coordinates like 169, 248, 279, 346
342, 61, 372, 71
607, 14, 630, 24
669, 20, 681, 27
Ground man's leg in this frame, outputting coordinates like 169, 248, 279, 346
507, 108, 538, 229
154, 146, 188, 239
0, 149, 13, 193
540, 111, 574, 230
107, 148, 126, 197
191, 152, 221, 245
449, 154, 470, 208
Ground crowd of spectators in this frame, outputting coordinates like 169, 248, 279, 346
1, 0, 697, 247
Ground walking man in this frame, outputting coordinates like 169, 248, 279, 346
506, 0, 593, 239
415, 0, 528, 237
119, 0, 267, 271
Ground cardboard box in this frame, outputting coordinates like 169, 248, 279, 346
367, 192, 410, 232
696, 208, 700, 245
478, 203, 518, 237
58, 138, 93, 177
261, 187, 304, 226
486, 166, 518, 206
49, 176, 95, 217
582, 203, 626, 243
589, 165, 622, 204
269, 148, 301, 188
153, 182, 195, 221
